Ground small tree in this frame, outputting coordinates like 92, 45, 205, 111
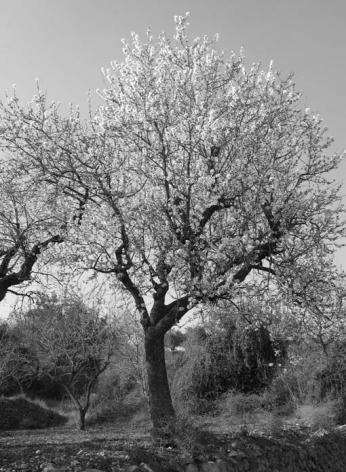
17, 295, 116, 430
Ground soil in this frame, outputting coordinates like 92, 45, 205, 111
1, 422, 346, 471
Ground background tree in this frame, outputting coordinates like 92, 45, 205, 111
282, 255, 346, 356
15, 295, 116, 430
0, 165, 62, 304
0, 89, 91, 305
0, 14, 345, 428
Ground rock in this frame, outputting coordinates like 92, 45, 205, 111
139, 463, 155, 472
81, 469, 105, 472
115, 451, 130, 460
215, 459, 231, 472
173, 464, 185, 472
228, 450, 245, 458
200, 462, 219, 472
127, 466, 142, 472
41, 463, 60, 472
185, 464, 199, 472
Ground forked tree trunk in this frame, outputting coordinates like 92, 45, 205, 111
144, 327, 175, 429
63, 385, 88, 431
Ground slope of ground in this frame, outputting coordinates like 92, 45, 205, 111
0, 396, 67, 431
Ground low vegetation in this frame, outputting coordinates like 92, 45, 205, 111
2, 297, 346, 434
0, 396, 67, 431
1, 296, 346, 471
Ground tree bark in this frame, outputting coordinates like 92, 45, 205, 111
0, 275, 19, 302
0, 235, 65, 304
79, 407, 86, 430
144, 327, 175, 429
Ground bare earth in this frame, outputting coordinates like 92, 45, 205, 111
1, 423, 346, 471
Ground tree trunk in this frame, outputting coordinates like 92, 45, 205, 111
79, 407, 86, 430
0, 276, 17, 302
144, 327, 175, 429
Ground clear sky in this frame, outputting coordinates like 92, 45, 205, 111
1, 0, 346, 314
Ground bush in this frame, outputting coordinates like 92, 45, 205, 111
332, 395, 346, 425
171, 339, 217, 414
26, 374, 66, 400
210, 390, 277, 433
221, 392, 269, 416
265, 374, 297, 415
319, 341, 346, 400
0, 395, 67, 430
295, 403, 336, 430
86, 358, 145, 426
264, 340, 329, 409
232, 325, 277, 393
172, 323, 282, 414
87, 386, 147, 426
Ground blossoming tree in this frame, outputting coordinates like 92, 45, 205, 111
0, 90, 90, 305
0, 14, 345, 428
0, 159, 65, 303
279, 253, 346, 355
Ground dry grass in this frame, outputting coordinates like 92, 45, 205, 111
193, 390, 342, 438
293, 402, 337, 430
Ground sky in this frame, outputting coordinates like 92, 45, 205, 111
0, 0, 346, 314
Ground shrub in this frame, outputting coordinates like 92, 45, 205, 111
172, 323, 281, 413
221, 392, 269, 416
295, 403, 336, 430
265, 374, 297, 414
319, 341, 346, 400
0, 395, 67, 430
232, 325, 277, 393
265, 340, 328, 408
212, 391, 278, 433
332, 395, 346, 425
86, 358, 144, 426
87, 385, 147, 426
26, 374, 66, 400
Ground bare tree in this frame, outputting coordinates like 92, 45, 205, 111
16, 295, 116, 430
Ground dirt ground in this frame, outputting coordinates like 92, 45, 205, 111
1, 422, 346, 472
